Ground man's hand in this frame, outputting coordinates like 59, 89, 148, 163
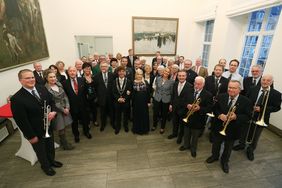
169, 105, 172, 112
218, 114, 227, 122
48, 112, 57, 121
29, 136, 39, 144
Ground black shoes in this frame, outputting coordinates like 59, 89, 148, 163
191, 151, 196, 158
52, 161, 63, 168
84, 133, 92, 139
246, 147, 254, 161
42, 167, 56, 176
74, 136, 80, 143
206, 156, 219, 163
221, 161, 229, 173
167, 134, 177, 139
124, 127, 129, 132
115, 130, 120, 135
151, 126, 156, 131
176, 138, 182, 144
159, 129, 165, 134
179, 146, 189, 151
100, 127, 105, 132
233, 144, 245, 151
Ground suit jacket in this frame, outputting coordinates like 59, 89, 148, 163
62, 77, 87, 114
204, 76, 228, 97
247, 86, 281, 124
184, 89, 213, 129
212, 93, 252, 140
33, 70, 45, 85
93, 72, 114, 106
241, 76, 261, 96
185, 69, 197, 85
171, 81, 194, 117
127, 55, 138, 67
153, 77, 174, 103
112, 77, 132, 106
11, 85, 56, 139
191, 66, 208, 78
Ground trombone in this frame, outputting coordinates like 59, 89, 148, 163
43, 100, 51, 138
245, 89, 269, 144
183, 98, 201, 124
219, 105, 237, 136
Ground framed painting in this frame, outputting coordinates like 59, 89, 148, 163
0, 0, 49, 72
132, 16, 179, 56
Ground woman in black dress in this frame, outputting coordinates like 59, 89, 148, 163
132, 69, 151, 135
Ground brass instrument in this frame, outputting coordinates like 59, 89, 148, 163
43, 100, 51, 138
245, 89, 269, 144
183, 98, 201, 123
206, 83, 221, 118
219, 105, 237, 136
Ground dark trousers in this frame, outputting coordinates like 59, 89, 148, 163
172, 110, 184, 140
211, 134, 235, 163
32, 136, 55, 169
88, 100, 97, 123
71, 110, 90, 137
183, 127, 201, 152
100, 100, 114, 129
115, 102, 129, 131
153, 100, 170, 129
247, 124, 264, 151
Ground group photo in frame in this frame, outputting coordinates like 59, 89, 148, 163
0, 0, 49, 72
132, 16, 179, 56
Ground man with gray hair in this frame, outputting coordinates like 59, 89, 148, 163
184, 59, 197, 85
241, 64, 263, 95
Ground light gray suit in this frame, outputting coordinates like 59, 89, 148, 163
153, 77, 174, 103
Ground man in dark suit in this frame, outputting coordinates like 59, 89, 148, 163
62, 66, 91, 143
233, 74, 281, 161
126, 49, 138, 68
151, 51, 161, 65
183, 59, 197, 85
241, 65, 262, 96
168, 70, 194, 144
112, 66, 133, 134
206, 80, 251, 173
11, 69, 62, 176
94, 62, 115, 131
179, 76, 213, 158
121, 56, 134, 81
33, 62, 45, 85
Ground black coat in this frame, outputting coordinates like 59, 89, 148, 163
204, 76, 228, 97
62, 77, 88, 114
126, 55, 138, 67
212, 93, 252, 140
171, 81, 194, 117
11, 85, 56, 139
185, 69, 197, 85
112, 77, 133, 106
184, 89, 213, 129
93, 72, 115, 106
241, 76, 261, 96
247, 86, 281, 124
33, 70, 45, 86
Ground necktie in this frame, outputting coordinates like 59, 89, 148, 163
39, 72, 43, 78
178, 83, 183, 96
228, 98, 233, 109
252, 78, 256, 86
104, 73, 108, 88
73, 78, 78, 94
196, 66, 199, 74
228, 74, 232, 81
31, 90, 41, 102
215, 78, 219, 90
257, 90, 266, 106
194, 91, 198, 100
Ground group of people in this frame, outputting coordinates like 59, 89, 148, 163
10, 49, 281, 176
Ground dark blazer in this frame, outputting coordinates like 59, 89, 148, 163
171, 81, 194, 117
204, 76, 228, 97
241, 76, 261, 96
125, 67, 134, 81
11, 85, 56, 140
247, 86, 281, 124
112, 78, 132, 106
62, 77, 87, 114
184, 89, 213, 129
33, 70, 45, 85
93, 72, 115, 106
127, 55, 138, 67
185, 69, 197, 85
212, 93, 252, 140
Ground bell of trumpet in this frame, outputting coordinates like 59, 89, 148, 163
183, 98, 201, 123
206, 112, 215, 117
219, 105, 237, 136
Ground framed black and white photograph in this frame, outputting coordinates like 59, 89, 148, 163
0, 0, 49, 72
132, 16, 179, 56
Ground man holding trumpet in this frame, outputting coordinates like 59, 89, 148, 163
233, 74, 281, 161
206, 80, 251, 173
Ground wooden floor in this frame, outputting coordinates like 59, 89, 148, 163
0, 121, 282, 188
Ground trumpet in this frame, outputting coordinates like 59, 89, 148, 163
246, 89, 269, 144
183, 98, 201, 123
43, 100, 51, 138
219, 105, 237, 136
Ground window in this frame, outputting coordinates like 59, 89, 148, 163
202, 20, 214, 67
239, 5, 282, 77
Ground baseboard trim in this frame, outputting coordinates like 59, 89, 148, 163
268, 124, 282, 137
